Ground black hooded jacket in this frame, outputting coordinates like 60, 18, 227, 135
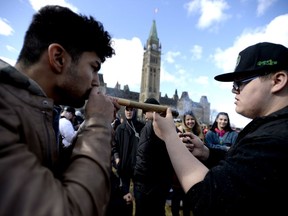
133, 120, 174, 192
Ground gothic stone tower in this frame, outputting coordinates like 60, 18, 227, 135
139, 20, 161, 103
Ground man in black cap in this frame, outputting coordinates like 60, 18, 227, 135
112, 105, 145, 216
150, 42, 288, 216
133, 98, 174, 216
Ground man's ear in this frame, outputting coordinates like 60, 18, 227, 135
271, 71, 288, 93
48, 43, 66, 73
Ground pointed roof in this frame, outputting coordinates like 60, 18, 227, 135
149, 20, 158, 41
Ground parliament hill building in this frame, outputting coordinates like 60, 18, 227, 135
99, 20, 210, 125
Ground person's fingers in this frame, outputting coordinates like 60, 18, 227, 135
109, 96, 121, 110
165, 107, 173, 118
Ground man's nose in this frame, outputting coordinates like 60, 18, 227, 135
92, 74, 100, 87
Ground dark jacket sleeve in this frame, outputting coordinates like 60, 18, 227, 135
202, 148, 227, 168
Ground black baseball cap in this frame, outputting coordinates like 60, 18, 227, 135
214, 42, 288, 82
144, 98, 160, 105
143, 98, 160, 114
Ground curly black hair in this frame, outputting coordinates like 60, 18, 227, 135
17, 5, 115, 66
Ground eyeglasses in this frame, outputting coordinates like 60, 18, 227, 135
232, 76, 259, 93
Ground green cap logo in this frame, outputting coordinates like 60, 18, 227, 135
257, 59, 278, 66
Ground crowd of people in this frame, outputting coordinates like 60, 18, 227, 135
38, 100, 241, 216
1, 4, 288, 216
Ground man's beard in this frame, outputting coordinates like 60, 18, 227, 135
57, 88, 91, 108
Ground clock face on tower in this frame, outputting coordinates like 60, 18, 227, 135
152, 43, 157, 50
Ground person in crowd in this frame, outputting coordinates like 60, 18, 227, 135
151, 42, 288, 216
177, 110, 204, 140
59, 106, 77, 148
106, 153, 133, 216
58, 106, 78, 171
171, 110, 204, 216
133, 98, 174, 216
0, 5, 118, 216
74, 109, 85, 130
107, 168, 134, 216
111, 112, 121, 131
112, 106, 145, 215
204, 112, 238, 151
202, 124, 209, 136
107, 113, 132, 216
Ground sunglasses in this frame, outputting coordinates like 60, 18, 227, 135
232, 76, 259, 93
